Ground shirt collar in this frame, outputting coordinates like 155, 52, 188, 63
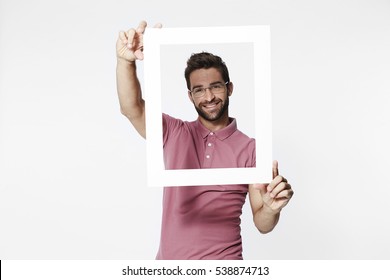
195, 118, 237, 140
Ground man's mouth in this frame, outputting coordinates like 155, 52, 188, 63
202, 101, 220, 109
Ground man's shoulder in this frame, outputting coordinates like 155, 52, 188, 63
163, 113, 191, 126
235, 127, 255, 142
163, 113, 198, 137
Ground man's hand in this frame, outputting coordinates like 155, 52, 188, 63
116, 21, 162, 63
115, 21, 162, 139
253, 160, 294, 213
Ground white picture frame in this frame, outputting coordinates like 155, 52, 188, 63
144, 25, 272, 187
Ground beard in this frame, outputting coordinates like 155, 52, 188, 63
194, 97, 229, 122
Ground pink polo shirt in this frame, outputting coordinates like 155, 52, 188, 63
156, 113, 256, 260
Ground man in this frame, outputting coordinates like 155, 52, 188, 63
116, 21, 294, 260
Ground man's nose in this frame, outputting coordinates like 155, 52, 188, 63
203, 88, 215, 101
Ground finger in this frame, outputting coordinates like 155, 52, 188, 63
269, 182, 291, 198
272, 197, 290, 210
153, 22, 163, 28
273, 160, 279, 179
119, 31, 128, 44
267, 175, 286, 192
126, 28, 136, 48
136, 20, 147, 34
134, 49, 144, 60
274, 188, 294, 199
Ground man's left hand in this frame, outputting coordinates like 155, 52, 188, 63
253, 160, 294, 213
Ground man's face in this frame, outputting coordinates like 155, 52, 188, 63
188, 68, 232, 122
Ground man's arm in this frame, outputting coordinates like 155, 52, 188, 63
248, 160, 294, 233
116, 58, 146, 138
115, 21, 162, 139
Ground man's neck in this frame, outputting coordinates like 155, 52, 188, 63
198, 114, 230, 132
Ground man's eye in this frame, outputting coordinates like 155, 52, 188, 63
193, 88, 203, 94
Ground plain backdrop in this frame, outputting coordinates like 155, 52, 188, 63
1, 0, 389, 259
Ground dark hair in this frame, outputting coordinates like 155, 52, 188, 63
184, 52, 230, 90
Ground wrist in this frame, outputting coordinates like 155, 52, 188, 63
117, 57, 136, 67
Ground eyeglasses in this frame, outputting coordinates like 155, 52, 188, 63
189, 82, 229, 98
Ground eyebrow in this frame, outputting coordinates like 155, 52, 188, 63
191, 81, 225, 90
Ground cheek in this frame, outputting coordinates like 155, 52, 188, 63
192, 98, 200, 107
222, 94, 229, 103
189, 97, 199, 107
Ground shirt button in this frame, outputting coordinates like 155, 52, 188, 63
210, 132, 214, 135
206, 155, 211, 159
208, 143, 212, 147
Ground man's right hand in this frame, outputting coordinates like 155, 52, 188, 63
116, 21, 162, 63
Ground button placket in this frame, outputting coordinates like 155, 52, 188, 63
204, 133, 216, 167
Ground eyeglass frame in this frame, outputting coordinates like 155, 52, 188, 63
188, 81, 230, 98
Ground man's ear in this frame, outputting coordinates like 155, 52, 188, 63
188, 91, 194, 104
227, 82, 233, 97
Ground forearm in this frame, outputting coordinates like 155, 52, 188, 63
253, 205, 280, 234
116, 58, 144, 119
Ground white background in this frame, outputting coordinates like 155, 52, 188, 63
0, 0, 389, 259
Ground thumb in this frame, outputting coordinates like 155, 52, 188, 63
254, 183, 268, 197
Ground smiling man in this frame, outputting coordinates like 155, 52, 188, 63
116, 21, 294, 260
187, 68, 230, 126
